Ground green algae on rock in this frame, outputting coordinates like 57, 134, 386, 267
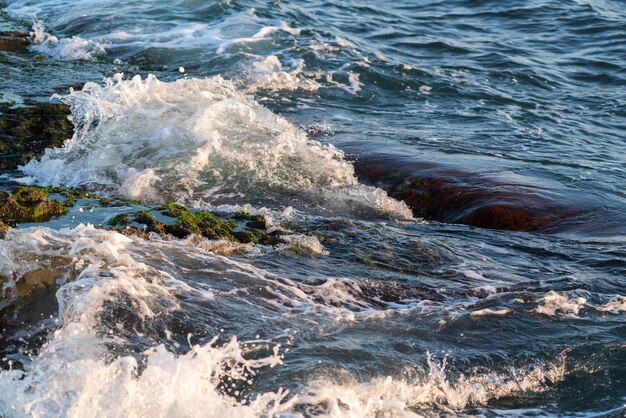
109, 204, 277, 244
0, 187, 68, 224
0, 103, 73, 170
0, 185, 125, 226
0, 185, 276, 245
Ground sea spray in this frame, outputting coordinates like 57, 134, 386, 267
19, 73, 412, 219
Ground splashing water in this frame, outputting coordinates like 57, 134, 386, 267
19, 73, 411, 219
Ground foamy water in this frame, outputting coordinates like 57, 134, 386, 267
19, 73, 411, 219
1, 0, 625, 416
0, 226, 575, 418
29, 22, 107, 60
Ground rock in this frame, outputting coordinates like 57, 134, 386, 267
0, 103, 73, 170
0, 220, 9, 238
0, 187, 67, 223
109, 204, 278, 244
0, 185, 278, 244
0, 186, 117, 225
234, 210, 268, 230
0, 31, 29, 53
353, 154, 583, 232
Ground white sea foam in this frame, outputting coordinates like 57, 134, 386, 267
276, 234, 328, 255
243, 55, 321, 93
217, 21, 302, 54
19, 73, 411, 219
283, 354, 567, 416
9, 5, 297, 55
471, 308, 512, 317
535, 291, 587, 317
0, 226, 572, 417
29, 22, 106, 61
595, 295, 626, 314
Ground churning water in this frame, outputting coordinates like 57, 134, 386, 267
0, 0, 625, 416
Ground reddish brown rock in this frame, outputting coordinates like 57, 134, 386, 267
0, 31, 29, 53
352, 154, 583, 232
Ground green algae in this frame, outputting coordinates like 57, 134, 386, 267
0, 185, 276, 245
0, 185, 139, 228
0, 103, 74, 170
0, 187, 68, 224
234, 209, 268, 230
112, 204, 276, 244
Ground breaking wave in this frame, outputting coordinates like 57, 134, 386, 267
19, 73, 411, 219
0, 226, 569, 418
29, 22, 106, 61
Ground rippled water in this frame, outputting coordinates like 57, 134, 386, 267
0, 0, 625, 416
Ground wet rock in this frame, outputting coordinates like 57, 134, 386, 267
0, 256, 74, 370
0, 187, 67, 223
0, 220, 9, 238
108, 203, 279, 244
0, 185, 111, 226
0, 31, 29, 53
0, 103, 73, 170
353, 154, 582, 232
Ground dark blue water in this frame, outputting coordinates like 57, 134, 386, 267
0, 1, 625, 416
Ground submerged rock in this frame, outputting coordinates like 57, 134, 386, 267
0, 185, 123, 226
353, 154, 583, 232
0, 31, 29, 53
0, 187, 67, 223
0, 103, 73, 170
0, 185, 279, 246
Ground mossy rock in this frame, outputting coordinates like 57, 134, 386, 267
14, 186, 48, 205
0, 188, 67, 224
111, 204, 275, 244
0, 103, 73, 170
0, 185, 132, 228
0, 220, 9, 238
234, 209, 267, 230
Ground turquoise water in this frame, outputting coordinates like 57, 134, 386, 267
0, 1, 625, 416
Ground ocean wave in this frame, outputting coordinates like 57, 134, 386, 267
0, 225, 570, 417
18, 73, 411, 219
29, 22, 106, 61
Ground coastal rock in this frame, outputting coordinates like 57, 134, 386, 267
0, 220, 9, 238
108, 205, 278, 245
0, 187, 67, 223
353, 155, 581, 232
0, 31, 29, 53
0, 103, 73, 170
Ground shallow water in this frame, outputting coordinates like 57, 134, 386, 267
0, 0, 625, 416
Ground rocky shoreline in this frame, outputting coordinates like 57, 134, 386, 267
0, 98, 589, 234
0, 28, 589, 234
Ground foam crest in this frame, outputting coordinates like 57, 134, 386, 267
535, 291, 587, 317
243, 55, 321, 93
0, 338, 286, 418
19, 73, 411, 219
284, 354, 567, 417
29, 22, 107, 61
